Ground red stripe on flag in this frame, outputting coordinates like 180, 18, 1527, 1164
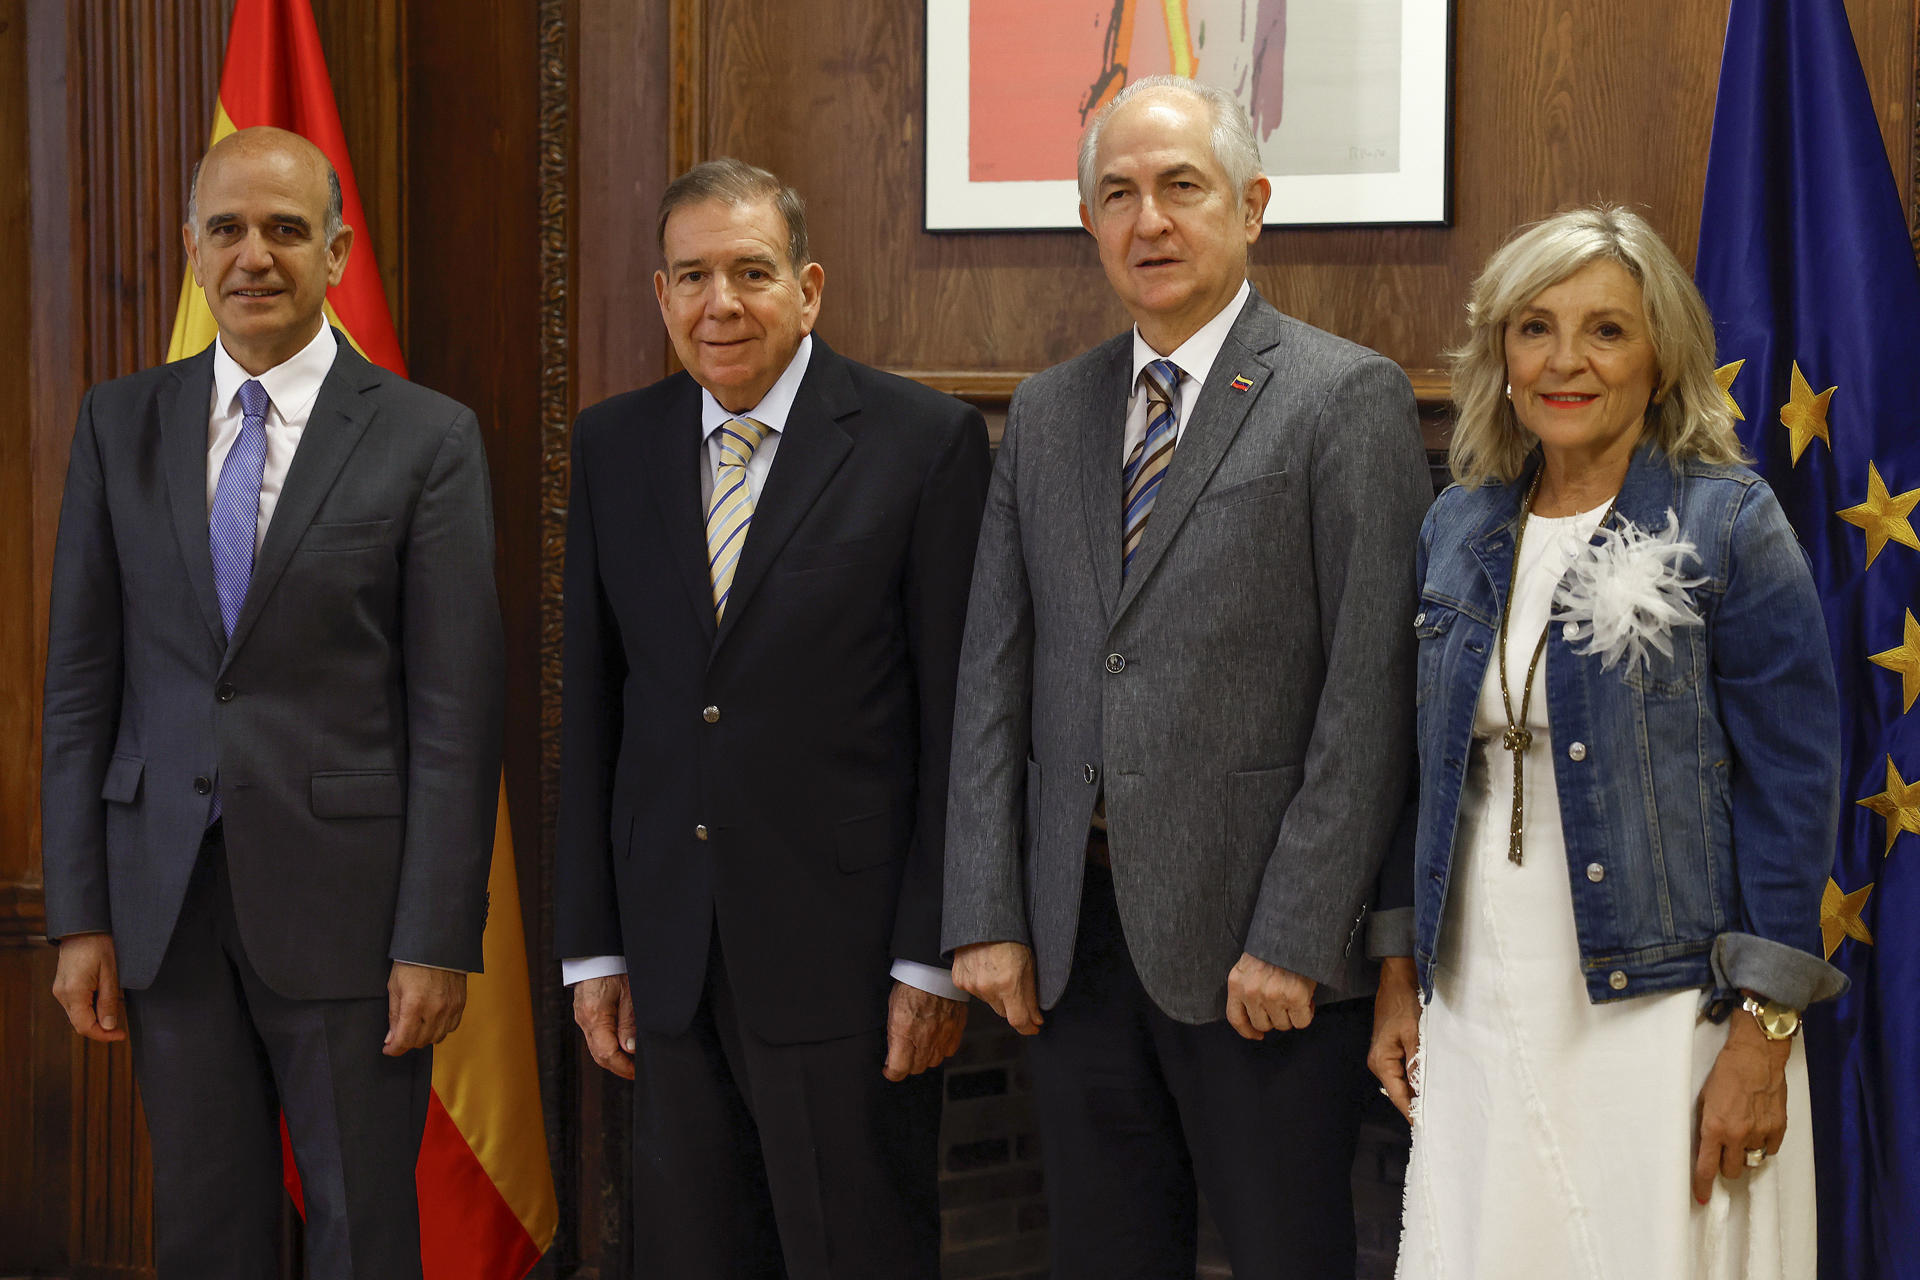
280, 1093, 539, 1278
416, 1091, 543, 1280
217, 0, 406, 374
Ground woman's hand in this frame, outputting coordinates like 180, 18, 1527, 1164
1692, 1008, 1792, 1203
1368, 957, 1422, 1121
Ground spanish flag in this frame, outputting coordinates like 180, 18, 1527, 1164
166, 1, 558, 1274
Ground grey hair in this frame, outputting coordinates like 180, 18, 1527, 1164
656, 157, 810, 272
186, 152, 344, 244
1448, 204, 1747, 487
1077, 75, 1264, 208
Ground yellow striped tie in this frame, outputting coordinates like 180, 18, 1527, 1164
706, 416, 772, 620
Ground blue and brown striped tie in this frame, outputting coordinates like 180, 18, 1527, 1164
706, 416, 771, 620
1122, 359, 1181, 575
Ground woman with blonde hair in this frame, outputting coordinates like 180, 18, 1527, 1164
1368, 205, 1846, 1277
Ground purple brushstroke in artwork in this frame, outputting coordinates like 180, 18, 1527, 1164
1248, 0, 1287, 139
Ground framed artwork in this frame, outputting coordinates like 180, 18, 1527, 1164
924, 0, 1453, 231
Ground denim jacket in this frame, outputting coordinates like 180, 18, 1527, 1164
1372, 445, 1848, 1012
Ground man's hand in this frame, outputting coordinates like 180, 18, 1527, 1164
951, 941, 1044, 1035
1367, 957, 1421, 1121
573, 973, 637, 1080
883, 982, 968, 1081
1225, 952, 1316, 1040
52, 933, 127, 1044
1691, 1010, 1792, 1204
384, 962, 467, 1057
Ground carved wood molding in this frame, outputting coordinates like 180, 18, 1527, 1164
896, 367, 1454, 410
534, 0, 572, 1273
668, 0, 705, 177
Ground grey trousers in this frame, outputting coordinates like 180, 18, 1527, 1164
125, 827, 431, 1279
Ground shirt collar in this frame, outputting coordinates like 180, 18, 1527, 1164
212, 322, 339, 425
1129, 280, 1251, 392
700, 334, 813, 441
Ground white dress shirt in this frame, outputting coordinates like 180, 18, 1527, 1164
562, 334, 962, 1001
207, 322, 338, 550
1122, 279, 1251, 463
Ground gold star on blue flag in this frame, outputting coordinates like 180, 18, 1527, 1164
1697, 2, 1920, 1275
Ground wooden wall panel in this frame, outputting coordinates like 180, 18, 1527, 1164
681, 0, 1916, 381
309, 0, 407, 334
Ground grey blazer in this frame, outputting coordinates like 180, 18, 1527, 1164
40, 335, 505, 1001
942, 291, 1430, 1022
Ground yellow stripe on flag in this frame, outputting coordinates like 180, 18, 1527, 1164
432, 787, 559, 1251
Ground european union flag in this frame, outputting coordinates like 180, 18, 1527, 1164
1697, 2, 1920, 1275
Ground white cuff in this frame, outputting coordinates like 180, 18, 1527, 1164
890, 958, 968, 1002
562, 954, 628, 986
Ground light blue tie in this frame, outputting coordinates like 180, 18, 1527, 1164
210, 379, 269, 641
206, 379, 267, 823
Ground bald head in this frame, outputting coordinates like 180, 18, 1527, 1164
187, 127, 343, 245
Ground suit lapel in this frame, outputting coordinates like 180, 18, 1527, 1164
1079, 341, 1132, 621
161, 350, 228, 649
1114, 299, 1275, 619
641, 377, 719, 642
712, 340, 854, 654
221, 338, 377, 667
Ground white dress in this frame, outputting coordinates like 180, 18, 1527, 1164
1396, 507, 1817, 1280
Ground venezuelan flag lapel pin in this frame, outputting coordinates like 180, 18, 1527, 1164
1229, 373, 1255, 393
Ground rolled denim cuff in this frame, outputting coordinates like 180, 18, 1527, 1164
1709, 931, 1849, 1011
1367, 906, 1416, 960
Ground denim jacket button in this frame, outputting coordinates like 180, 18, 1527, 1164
1586, 862, 1605, 882
1415, 611, 1427, 627
1568, 742, 1587, 762
1608, 970, 1628, 990
1563, 622, 1579, 641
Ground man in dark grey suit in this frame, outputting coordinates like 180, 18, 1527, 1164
945, 77, 1431, 1278
41, 127, 503, 1279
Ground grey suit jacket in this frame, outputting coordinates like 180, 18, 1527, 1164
942, 290, 1430, 1022
40, 335, 505, 1001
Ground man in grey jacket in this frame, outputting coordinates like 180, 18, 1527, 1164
944, 76, 1430, 1278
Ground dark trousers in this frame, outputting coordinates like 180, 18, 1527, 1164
1026, 864, 1372, 1280
124, 828, 431, 1280
631, 934, 943, 1279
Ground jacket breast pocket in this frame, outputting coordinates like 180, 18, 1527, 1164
1193, 470, 1291, 516
311, 770, 404, 818
301, 519, 393, 553
1619, 623, 1705, 698
782, 534, 887, 575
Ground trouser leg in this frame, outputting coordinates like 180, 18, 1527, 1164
1154, 993, 1372, 1280
123, 834, 284, 1280
1023, 865, 1198, 1280
711, 945, 942, 1280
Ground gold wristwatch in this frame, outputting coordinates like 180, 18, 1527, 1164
1741, 994, 1801, 1041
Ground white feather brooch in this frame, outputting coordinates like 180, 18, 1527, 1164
1551, 509, 1705, 675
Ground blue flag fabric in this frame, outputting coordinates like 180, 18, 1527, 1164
1696, 2, 1920, 1276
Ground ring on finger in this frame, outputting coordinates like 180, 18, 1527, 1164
1744, 1148, 1765, 1168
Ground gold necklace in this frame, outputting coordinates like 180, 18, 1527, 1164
1494, 473, 1618, 865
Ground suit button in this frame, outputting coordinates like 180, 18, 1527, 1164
702, 706, 720, 723
694, 824, 709, 841
1586, 862, 1605, 883
215, 682, 235, 702
1083, 764, 1097, 784
1568, 742, 1587, 762
1608, 970, 1628, 990
193, 776, 212, 795
1105, 653, 1126, 673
